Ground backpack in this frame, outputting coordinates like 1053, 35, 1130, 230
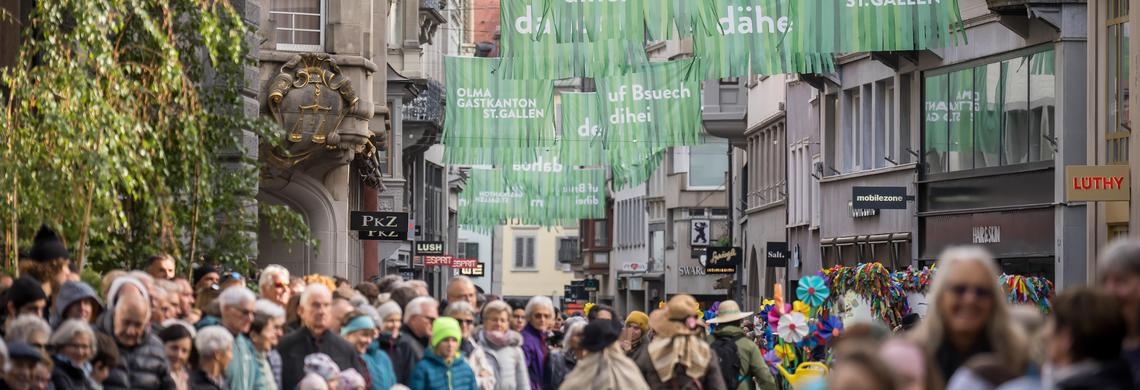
711, 335, 743, 389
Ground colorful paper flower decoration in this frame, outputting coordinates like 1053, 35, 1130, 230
777, 312, 809, 343
768, 303, 790, 328
774, 343, 795, 362
797, 275, 831, 307
813, 316, 844, 346
793, 301, 810, 316
762, 349, 781, 376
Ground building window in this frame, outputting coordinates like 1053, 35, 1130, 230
593, 219, 609, 247
271, 0, 324, 52
457, 242, 479, 260
425, 164, 444, 240
1107, 0, 1130, 165
514, 236, 535, 269
923, 49, 1056, 175
557, 237, 578, 264
687, 137, 729, 189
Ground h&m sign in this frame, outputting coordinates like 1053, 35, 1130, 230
1065, 165, 1130, 202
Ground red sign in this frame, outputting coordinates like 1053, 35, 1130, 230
424, 256, 452, 267
452, 258, 479, 269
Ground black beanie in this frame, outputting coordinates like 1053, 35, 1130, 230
192, 264, 220, 286
28, 224, 69, 263
580, 319, 622, 353
7, 277, 47, 312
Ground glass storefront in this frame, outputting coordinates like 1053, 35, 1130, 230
923, 49, 1056, 174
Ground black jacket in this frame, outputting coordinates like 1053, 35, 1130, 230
392, 326, 430, 385
543, 350, 577, 390
50, 355, 96, 390
1055, 359, 1135, 390
277, 326, 365, 390
95, 313, 175, 390
189, 369, 227, 390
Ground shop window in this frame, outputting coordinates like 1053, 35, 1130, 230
688, 137, 729, 189
557, 237, 578, 264
514, 236, 536, 270
271, 0, 325, 52
1107, 1, 1130, 165
923, 49, 1055, 175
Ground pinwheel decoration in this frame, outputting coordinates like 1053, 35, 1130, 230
797, 275, 831, 307
777, 311, 809, 343
814, 316, 844, 345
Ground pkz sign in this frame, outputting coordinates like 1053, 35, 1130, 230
851, 186, 909, 210
351, 212, 409, 241
705, 246, 741, 274
415, 241, 445, 256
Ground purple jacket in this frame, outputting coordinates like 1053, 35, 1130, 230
520, 324, 547, 390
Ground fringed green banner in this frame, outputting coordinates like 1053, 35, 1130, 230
558, 92, 606, 166
786, 0, 964, 54
458, 168, 605, 230
442, 56, 555, 165
693, 0, 836, 78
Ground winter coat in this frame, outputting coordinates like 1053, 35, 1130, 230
708, 324, 778, 390
409, 348, 479, 390
633, 340, 727, 390
520, 325, 547, 390
51, 355, 97, 390
542, 351, 576, 390
188, 369, 227, 390
95, 313, 176, 390
225, 333, 261, 390
461, 338, 498, 390
49, 281, 102, 328
277, 327, 366, 390
392, 326, 431, 385
364, 341, 399, 390
475, 329, 531, 390
626, 335, 648, 361
1054, 359, 1135, 390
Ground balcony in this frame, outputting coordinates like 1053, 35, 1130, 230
702, 78, 748, 145
401, 79, 443, 154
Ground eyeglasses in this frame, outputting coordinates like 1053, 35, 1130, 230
274, 282, 288, 289
231, 307, 255, 317
456, 319, 475, 326
949, 284, 993, 299
65, 343, 93, 351
28, 343, 46, 350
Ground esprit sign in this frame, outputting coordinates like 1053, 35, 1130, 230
424, 256, 452, 267
1065, 165, 1130, 202
852, 187, 909, 210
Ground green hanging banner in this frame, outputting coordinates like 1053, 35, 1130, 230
558, 92, 606, 166
594, 59, 703, 188
443, 56, 555, 165
785, 0, 964, 54
459, 168, 605, 230
692, 0, 836, 78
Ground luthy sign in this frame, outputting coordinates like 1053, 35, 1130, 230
1065, 165, 1130, 201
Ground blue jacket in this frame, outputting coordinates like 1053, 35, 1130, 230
364, 341, 398, 390
409, 348, 478, 390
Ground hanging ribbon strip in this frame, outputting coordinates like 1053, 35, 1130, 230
458, 167, 605, 232
823, 263, 910, 328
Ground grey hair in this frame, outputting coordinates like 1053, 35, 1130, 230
525, 296, 554, 318
376, 301, 402, 322
403, 296, 438, 324
106, 276, 150, 309
49, 320, 98, 356
156, 279, 182, 295
6, 315, 51, 344
562, 321, 586, 351
258, 265, 291, 292
218, 286, 257, 310
443, 301, 476, 317
447, 276, 474, 289
1100, 238, 1140, 279
481, 300, 512, 320
195, 326, 235, 358
255, 299, 286, 320
910, 246, 1027, 375
300, 283, 332, 306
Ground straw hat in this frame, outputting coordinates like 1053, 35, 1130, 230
648, 294, 704, 337
706, 300, 753, 324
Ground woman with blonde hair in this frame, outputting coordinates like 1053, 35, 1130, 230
909, 246, 1027, 384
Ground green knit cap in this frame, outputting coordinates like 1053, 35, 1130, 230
432, 317, 462, 348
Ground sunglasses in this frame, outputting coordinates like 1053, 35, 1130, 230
949, 284, 993, 298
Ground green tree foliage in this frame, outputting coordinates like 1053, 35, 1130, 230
0, 0, 310, 275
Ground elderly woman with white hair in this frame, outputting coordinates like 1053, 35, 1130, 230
474, 300, 529, 390
251, 299, 287, 390
191, 326, 235, 390
444, 301, 496, 390
544, 317, 586, 389
6, 315, 51, 354
258, 265, 292, 308
520, 296, 554, 389
909, 246, 1028, 384
49, 319, 99, 389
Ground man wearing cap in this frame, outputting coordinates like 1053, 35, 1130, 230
20, 224, 73, 299
192, 265, 221, 292
621, 311, 650, 359
1, 342, 52, 390
3, 277, 48, 337
706, 300, 777, 390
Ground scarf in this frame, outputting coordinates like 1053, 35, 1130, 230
559, 343, 650, 390
646, 335, 711, 383
483, 330, 512, 348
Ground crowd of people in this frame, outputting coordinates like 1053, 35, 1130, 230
0, 224, 1137, 389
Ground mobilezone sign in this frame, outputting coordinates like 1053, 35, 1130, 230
851, 186, 909, 210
